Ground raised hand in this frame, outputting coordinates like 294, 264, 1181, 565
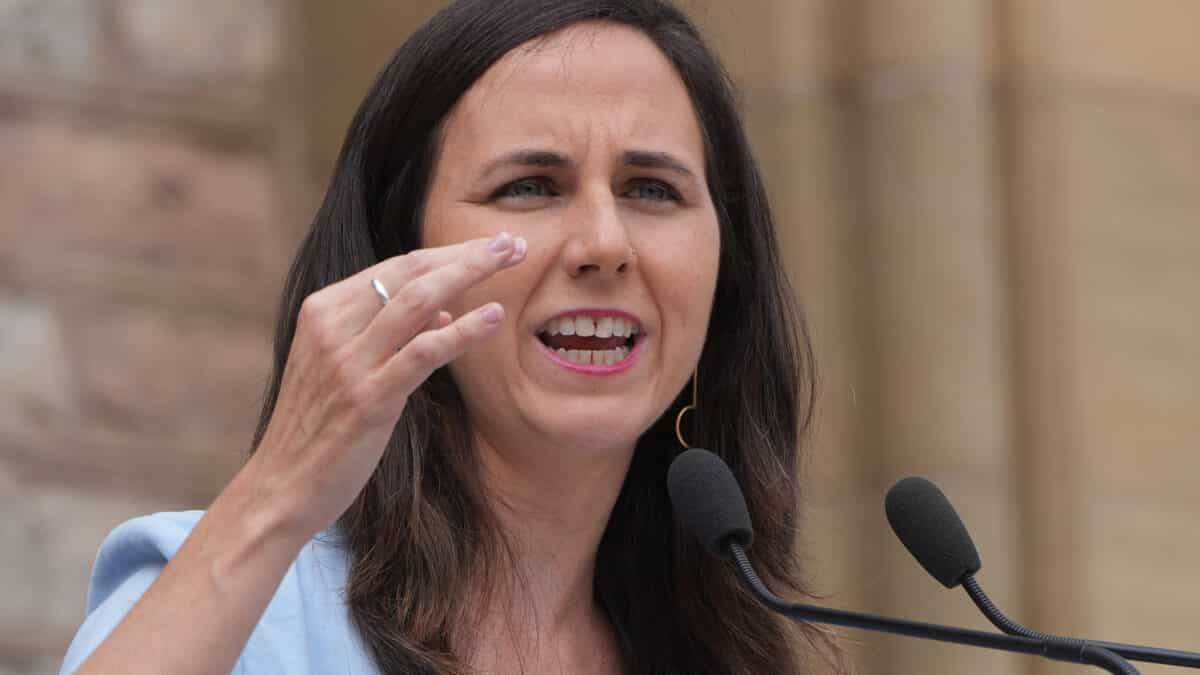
251, 232, 527, 537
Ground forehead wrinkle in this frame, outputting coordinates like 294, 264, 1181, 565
455, 64, 589, 166
451, 35, 583, 153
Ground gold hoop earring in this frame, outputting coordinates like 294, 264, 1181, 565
674, 369, 698, 449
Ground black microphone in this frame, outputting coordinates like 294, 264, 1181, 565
887, 476, 1200, 670
666, 448, 1140, 674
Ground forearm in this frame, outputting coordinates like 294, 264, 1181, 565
70, 235, 522, 674
75, 455, 312, 675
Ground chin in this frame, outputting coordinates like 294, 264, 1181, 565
531, 396, 658, 456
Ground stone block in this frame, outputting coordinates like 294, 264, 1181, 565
858, 89, 1015, 473
0, 0, 103, 80
0, 297, 81, 437
996, 85, 1198, 675
1005, 0, 1200, 94
0, 467, 183, 669
1000, 0, 1061, 75
1056, 94, 1200, 500
1056, 0, 1200, 94
61, 301, 272, 446
112, 0, 283, 88
773, 0, 853, 87
855, 0, 994, 70
681, 0, 780, 87
0, 295, 263, 502
0, 108, 288, 316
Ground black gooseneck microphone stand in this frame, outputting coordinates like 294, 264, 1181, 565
885, 475, 1200, 670
724, 541, 1139, 674
667, 448, 1142, 673
961, 574, 1200, 670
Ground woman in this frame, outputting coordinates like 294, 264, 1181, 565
60, 0, 832, 673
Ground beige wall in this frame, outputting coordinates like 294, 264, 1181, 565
0, 1, 301, 672
0, 1, 1195, 673
710, 2, 1200, 674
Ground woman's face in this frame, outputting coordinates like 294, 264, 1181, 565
422, 22, 720, 461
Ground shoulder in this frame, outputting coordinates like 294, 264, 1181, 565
84, 510, 204, 611
60, 511, 379, 675
61, 511, 206, 673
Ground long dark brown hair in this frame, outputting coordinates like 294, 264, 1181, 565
251, 0, 835, 672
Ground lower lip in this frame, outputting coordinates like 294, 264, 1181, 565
537, 337, 643, 375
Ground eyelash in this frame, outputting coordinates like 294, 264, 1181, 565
494, 177, 559, 200
492, 177, 682, 203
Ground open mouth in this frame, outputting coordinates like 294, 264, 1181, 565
536, 313, 641, 366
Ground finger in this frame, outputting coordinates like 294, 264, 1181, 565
372, 302, 504, 404
412, 310, 453, 341
358, 234, 526, 359
312, 234, 525, 336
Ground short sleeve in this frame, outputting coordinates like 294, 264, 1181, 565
59, 511, 205, 675
59, 510, 373, 675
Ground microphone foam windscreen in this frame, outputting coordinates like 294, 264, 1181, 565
885, 476, 982, 588
667, 448, 754, 558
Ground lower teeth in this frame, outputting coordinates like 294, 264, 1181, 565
555, 346, 629, 365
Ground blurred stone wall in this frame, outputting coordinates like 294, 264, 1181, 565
703, 2, 1200, 675
1, 1, 1196, 674
0, 1, 302, 672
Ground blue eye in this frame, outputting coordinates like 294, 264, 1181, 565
497, 177, 556, 199
628, 180, 680, 202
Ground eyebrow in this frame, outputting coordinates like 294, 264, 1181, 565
477, 148, 699, 182
621, 150, 698, 181
479, 150, 572, 181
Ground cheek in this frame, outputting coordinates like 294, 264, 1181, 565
663, 221, 719, 306
419, 203, 516, 316
647, 220, 720, 352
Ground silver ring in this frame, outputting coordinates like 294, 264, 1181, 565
370, 278, 390, 306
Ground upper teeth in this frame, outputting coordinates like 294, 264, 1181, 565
540, 315, 640, 338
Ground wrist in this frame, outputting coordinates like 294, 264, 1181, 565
209, 454, 318, 568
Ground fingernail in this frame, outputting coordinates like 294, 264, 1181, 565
512, 237, 527, 259
481, 303, 504, 324
488, 232, 512, 254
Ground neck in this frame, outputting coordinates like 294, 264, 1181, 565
463, 433, 634, 672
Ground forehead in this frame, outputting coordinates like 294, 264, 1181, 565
441, 22, 706, 167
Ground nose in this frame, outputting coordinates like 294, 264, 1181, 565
561, 189, 634, 279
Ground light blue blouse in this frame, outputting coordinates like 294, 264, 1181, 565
59, 510, 380, 675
